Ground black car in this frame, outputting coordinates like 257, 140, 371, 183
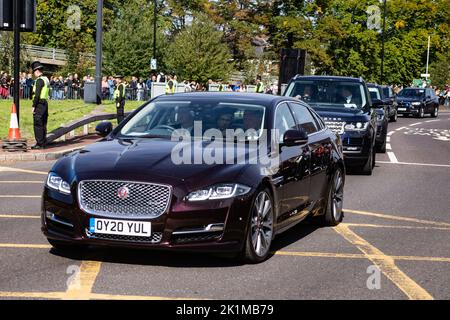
380, 85, 398, 122
284, 76, 378, 175
397, 87, 439, 118
42, 93, 345, 263
367, 84, 389, 153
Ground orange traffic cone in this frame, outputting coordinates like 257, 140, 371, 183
1, 103, 27, 152
8, 103, 22, 140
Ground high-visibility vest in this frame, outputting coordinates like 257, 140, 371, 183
166, 80, 176, 94
218, 84, 224, 92
114, 83, 126, 100
32, 76, 50, 100
256, 82, 265, 93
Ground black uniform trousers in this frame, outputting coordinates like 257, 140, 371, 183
33, 100, 48, 146
116, 99, 125, 124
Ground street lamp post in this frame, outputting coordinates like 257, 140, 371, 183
380, 0, 387, 85
153, 0, 157, 61
13, 0, 20, 124
95, 0, 103, 105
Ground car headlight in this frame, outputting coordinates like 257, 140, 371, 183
344, 122, 369, 131
412, 102, 422, 106
186, 183, 251, 201
46, 172, 71, 195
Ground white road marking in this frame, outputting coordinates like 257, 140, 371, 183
387, 152, 398, 163
377, 161, 450, 168
386, 137, 391, 142
396, 127, 407, 131
425, 120, 440, 123
410, 122, 423, 127
386, 144, 392, 150
387, 131, 396, 136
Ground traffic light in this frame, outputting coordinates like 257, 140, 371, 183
0, 0, 36, 32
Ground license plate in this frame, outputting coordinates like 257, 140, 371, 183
398, 108, 407, 111
89, 218, 151, 237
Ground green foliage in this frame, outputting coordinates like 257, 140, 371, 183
165, 15, 235, 83
103, 0, 168, 78
430, 52, 450, 89
11, 0, 450, 87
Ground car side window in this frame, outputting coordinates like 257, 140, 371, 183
308, 107, 325, 130
274, 103, 296, 143
289, 103, 319, 135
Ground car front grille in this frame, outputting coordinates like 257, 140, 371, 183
78, 180, 172, 219
324, 121, 345, 135
86, 230, 163, 244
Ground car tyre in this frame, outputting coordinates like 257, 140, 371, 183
431, 106, 439, 118
390, 111, 398, 122
377, 138, 387, 153
361, 146, 375, 175
418, 107, 425, 118
242, 188, 274, 264
317, 168, 344, 226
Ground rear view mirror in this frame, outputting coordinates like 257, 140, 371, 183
96, 122, 113, 137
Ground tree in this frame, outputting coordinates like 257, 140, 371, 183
165, 15, 235, 84
103, 0, 168, 77
430, 52, 450, 89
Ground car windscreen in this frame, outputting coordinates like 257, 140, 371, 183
285, 80, 367, 110
368, 87, 381, 100
398, 89, 425, 98
119, 100, 266, 140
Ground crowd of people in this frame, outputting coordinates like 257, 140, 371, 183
1, 69, 449, 106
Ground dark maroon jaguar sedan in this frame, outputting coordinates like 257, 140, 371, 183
42, 93, 345, 263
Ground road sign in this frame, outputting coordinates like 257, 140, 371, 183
421, 74, 431, 78
150, 59, 157, 70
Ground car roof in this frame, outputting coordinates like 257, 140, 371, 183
292, 75, 365, 83
153, 92, 298, 107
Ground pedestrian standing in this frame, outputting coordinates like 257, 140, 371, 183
114, 75, 126, 124
256, 76, 265, 93
30, 61, 50, 149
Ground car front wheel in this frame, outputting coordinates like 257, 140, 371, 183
431, 106, 439, 118
243, 189, 274, 264
318, 168, 344, 226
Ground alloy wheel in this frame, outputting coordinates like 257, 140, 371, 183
250, 191, 273, 258
332, 170, 344, 221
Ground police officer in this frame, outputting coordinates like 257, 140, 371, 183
256, 75, 265, 93
114, 75, 126, 124
30, 61, 50, 150
165, 75, 176, 95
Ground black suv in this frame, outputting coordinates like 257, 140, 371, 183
397, 87, 439, 118
367, 84, 389, 153
380, 85, 398, 122
284, 76, 377, 175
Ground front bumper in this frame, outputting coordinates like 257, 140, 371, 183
340, 130, 373, 166
41, 187, 253, 253
397, 105, 421, 115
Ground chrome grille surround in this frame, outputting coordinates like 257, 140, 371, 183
324, 121, 345, 135
78, 180, 172, 219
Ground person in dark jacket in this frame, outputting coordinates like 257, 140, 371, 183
30, 61, 50, 149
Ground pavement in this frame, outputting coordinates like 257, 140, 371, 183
0, 135, 102, 163
0, 112, 449, 300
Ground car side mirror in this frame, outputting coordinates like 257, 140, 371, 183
96, 122, 113, 137
283, 129, 308, 147
371, 99, 383, 108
